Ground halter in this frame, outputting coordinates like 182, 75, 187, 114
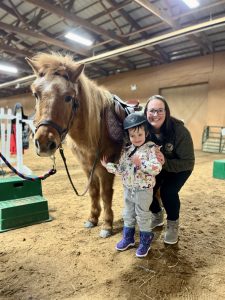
35, 98, 79, 144
34, 78, 100, 197
35, 82, 79, 144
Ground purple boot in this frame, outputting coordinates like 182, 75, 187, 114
116, 227, 135, 251
136, 231, 154, 258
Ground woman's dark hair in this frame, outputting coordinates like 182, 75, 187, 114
144, 95, 182, 141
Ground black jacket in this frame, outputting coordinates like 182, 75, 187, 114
148, 119, 195, 173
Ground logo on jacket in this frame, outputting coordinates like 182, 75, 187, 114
165, 143, 174, 152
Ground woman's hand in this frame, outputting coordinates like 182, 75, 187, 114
100, 156, 108, 168
155, 147, 165, 165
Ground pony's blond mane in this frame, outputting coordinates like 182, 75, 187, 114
31, 52, 76, 73
31, 52, 113, 147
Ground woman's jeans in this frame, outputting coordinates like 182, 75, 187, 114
150, 169, 192, 221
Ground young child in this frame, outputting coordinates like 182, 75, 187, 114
101, 112, 162, 258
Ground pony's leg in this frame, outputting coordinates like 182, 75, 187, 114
84, 174, 101, 228
99, 171, 115, 238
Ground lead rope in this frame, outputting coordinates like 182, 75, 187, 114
0, 151, 56, 181
59, 145, 100, 197
59, 113, 103, 197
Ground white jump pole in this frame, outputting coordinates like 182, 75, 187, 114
0, 107, 32, 175
6, 109, 12, 162
15, 108, 23, 172
0, 107, 15, 166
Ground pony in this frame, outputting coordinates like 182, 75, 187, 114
26, 52, 125, 238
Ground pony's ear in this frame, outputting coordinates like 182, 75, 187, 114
70, 64, 85, 82
25, 57, 39, 75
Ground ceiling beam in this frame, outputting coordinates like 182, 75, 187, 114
134, 0, 213, 56
134, 0, 176, 28
0, 21, 91, 57
24, 0, 128, 45
24, 0, 164, 63
106, 0, 164, 62
1, 16, 225, 90
109, 0, 167, 62
8, 0, 29, 27
80, 17, 225, 63
88, 0, 132, 23
0, 43, 32, 57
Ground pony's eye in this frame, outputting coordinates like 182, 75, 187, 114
54, 72, 69, 81
65, 95, 73, 102
63, 74, 69, 81
39, 72, 45, 77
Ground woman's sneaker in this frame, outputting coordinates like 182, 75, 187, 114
164, 220, 179, 244
150, 208, 164, 230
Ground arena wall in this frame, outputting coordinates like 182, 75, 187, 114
0, 52, 225, 149
97, 52, 225, 149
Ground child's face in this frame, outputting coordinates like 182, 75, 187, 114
128, 126, 146, 147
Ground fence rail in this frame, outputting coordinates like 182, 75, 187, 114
202, 126, 225, 153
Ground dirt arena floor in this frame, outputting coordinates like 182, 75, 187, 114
1, 142, 225, 300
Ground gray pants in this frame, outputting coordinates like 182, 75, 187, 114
123, 187, 153, 232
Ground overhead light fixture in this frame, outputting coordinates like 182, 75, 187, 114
0, 64, 18, 74
65, 32, 93, 46
182, 0, 199, 9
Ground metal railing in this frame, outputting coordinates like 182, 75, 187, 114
202, 126, 225, 153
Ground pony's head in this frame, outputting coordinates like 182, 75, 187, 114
26, 53, 84, 156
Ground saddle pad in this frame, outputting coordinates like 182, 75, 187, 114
105, 107, 124, 143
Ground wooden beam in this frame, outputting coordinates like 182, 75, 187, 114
134, 0, 213, 56
107, 0, 164, 62
1, 16, 225, 89
0, 21, 91, 57
80, 17, 225, 64
0, 43, 32, 57
134, 0, 176, 28
25, 0, 128, 45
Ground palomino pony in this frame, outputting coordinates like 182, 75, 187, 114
26, 53, 125, 238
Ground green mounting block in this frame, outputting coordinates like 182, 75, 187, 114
213, 159, 225, 180
0, 176, 51, 232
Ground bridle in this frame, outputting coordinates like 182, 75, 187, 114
35, 99, 79, 144
34, 78, 101, 197
35, 93, 79, 144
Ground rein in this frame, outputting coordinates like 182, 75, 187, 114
59, 145, 100, 197
58, 112, 103, 197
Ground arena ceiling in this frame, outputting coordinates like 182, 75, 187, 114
1, 0, 225, 97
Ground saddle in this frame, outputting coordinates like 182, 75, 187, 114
113, 95, 140, 122
105, 95, 142, 143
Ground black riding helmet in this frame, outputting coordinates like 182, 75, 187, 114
123, 112, 147, 130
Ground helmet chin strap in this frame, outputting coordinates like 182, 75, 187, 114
128, 146, 138, 158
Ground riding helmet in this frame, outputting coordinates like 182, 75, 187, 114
123, 112, 147, 130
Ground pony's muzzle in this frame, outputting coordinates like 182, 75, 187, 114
35, 139, 57, 156
34, 129, 59, 157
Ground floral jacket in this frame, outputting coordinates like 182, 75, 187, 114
105, 141, 162, 190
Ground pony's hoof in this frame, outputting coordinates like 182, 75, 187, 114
84, 221, 96, 228
99, 229, 112, 238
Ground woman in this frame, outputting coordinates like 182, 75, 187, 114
144, 95, 195, 244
